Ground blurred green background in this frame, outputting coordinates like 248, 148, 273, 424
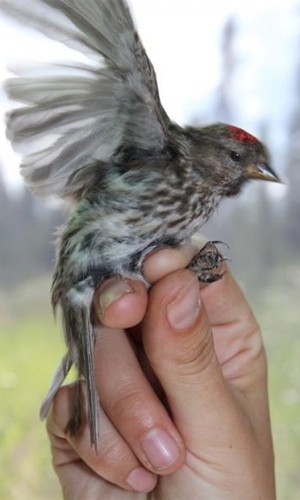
1, 252, 300, 499
1, 1, 300, 499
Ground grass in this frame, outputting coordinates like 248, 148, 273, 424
253, 266, 300, 500
0, 270, 300, 499
0, 315, 64, 500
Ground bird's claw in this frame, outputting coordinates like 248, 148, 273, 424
209, 240, 230, 250
188, 240, 229, 283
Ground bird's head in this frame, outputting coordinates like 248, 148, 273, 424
188, 123, 281, 197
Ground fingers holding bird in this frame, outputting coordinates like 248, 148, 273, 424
46, 382, 158, 494
86, 242, 225, 474
47, 242, 228, 489
46, 246, 192, 489
89, 248, 192, 476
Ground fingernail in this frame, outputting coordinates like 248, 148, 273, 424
99, 278, 134, 313
142, 428, 180, 470
167, 279, 201, 330
191, 233, 208, 250
126, 467, 157, 492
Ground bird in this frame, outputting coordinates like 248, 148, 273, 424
0, 0, 280, 449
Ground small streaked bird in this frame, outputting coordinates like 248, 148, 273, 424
0, 0, 280, 448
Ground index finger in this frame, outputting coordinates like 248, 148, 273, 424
201, 268, 265, 395
200, 268, 257, 329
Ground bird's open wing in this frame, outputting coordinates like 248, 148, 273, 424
1, 0, 171, 198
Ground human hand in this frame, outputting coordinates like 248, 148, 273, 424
46, 244, 275, 499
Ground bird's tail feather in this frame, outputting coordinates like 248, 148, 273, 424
41, 279, 100, 448
61, 283, 100, 449
40, 351, 73, 419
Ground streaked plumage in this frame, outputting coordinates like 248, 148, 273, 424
0, 0, 280, 448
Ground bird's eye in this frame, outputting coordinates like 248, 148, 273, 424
229, 151, 241, 162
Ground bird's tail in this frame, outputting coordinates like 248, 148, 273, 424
42, 279, 100, 449
40, 352, 73, 419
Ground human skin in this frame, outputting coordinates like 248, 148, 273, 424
46, 245, 275, 499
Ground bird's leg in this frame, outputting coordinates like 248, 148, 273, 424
188, 241, 229, 283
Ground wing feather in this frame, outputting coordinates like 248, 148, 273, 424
0, 0, 171, 198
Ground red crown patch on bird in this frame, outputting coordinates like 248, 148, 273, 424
228, 125, 259, 144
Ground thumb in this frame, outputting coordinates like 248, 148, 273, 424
142, 269, 244, 452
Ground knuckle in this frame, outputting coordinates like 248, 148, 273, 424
90, 434, 129, 471
173, 322, 216, 377
110, 385, 151, 425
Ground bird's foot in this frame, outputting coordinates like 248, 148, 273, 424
188, 241, 230, 283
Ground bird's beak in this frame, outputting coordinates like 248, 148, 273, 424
246, 163, 282, 183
